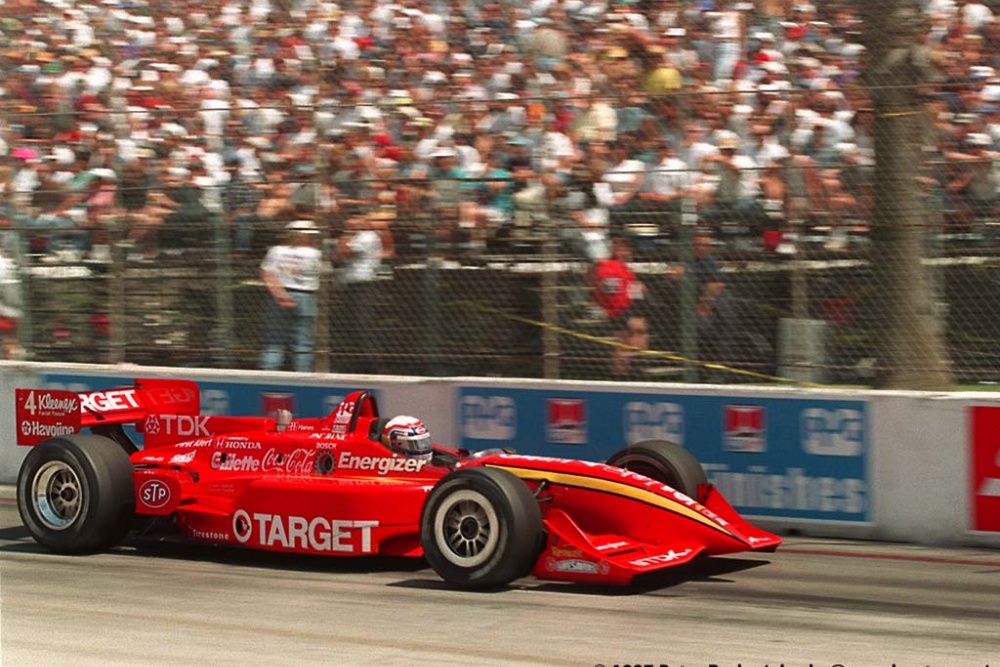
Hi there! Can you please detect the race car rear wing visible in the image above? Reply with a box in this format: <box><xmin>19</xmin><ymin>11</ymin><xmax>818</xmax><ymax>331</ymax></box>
<box><xmin>15</xmin><ymin>378</ymin><xmax>200</xmax><ymax>446</ymax></box>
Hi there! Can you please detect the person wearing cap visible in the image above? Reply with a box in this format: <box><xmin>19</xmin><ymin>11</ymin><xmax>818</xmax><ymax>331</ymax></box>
<box><xmin>667</xmin><ymin>229</ymin><xmax>736</xmax><ymax>381</ymax></box>
<box><xmin>223</xmin><ymin>158</ymin><xmax>263</xmax><ymax>256</ymax></box>
<box><xmin>157</xmin><ymin>160</ymin><xmax>216</xmax><ymax>251</ymax></box>
<box><xmin>537</xmin><ymin>114</ymin><xmax>576</xmax><ymax>180</ymax></box>
<box><xmin>756</xmin><ymin>0</ymin><xmax>790</xmax><ymax>38</ymax></box>
<box><xmin>561</xmin><ymin>153</ymin><xmax>614</xmax><ymax>263</ymax></box>
<box><xmin>709</xmin><ymin>0</ymin><xmax>748</xmax><ymax>84</ymax></box>
<box><xmin>637</xmin><ymin>139</ymin><xmax>696</xmax><ymax>239</ymax></box>
<box><xmin>752</xmin><ymin>31</ymin><xmax>784</xmax><ymax>66</ymax></box>
<box><xmin>466</xmin><ymin>147</ymin><xmax>515</xmax><ymax>247</ymax></box>
<box><xmin>334</xmin><ymin>211</ymin><xmax>384</xmax><ymax>374</ymax></box>
<box><xmin>427</xmin><ymin>146</ymin><xmax>473</xmax><ymax>258</ymax></box>
<box><xmin>757</xmin><ymin>142</ymin><xmax>790</xmax><ymax>230</ymax></box>
<box><xmin>945</xmin><ymin>131</ymin><xmax>999</xmax><ymax>230</ymax></box>
<box><xmin>571</xmin><ymin>93</ymin><xmax>618</xmax><ymax>144</ymax></box>
<box><xmin>260</xmin><ymin>219</ymin><xmax>325</xmax><ymax>372</ymax></box>
<box><xmin>498</xmin><ymin>133</ymin><xmax>550</xmax><ymax>248</ymax></box>
<box><xmin>661</xmin><ymin>28</ymin><xmax>700</xmax><ymax>82</ymax></box>
<box><xmin>526</xmin><ymin>9</ymin><xmax>569</xmax><ymax>61</ymax></box>
<box><xmin>832</xmin><ymin>141</ymin><xmax>873</xmax><ymax>224</ymax></box>
<box><xmin>603</xmin><ymin>136</ymin><xmax>648</xmax><ymax>233</ymax></box>
<box><xmin>699</xmin><ymin>132</ymin><xmax>768</xmax><ymax>236</ymax></box>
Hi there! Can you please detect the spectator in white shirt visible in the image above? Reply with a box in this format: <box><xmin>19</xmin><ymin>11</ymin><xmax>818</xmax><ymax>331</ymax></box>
<box><xmin>699</xmin><ymin>133</ymin><xmax>768</xmax><ymax>235</ymax></box>
<box><xmin>604</xmin><ymin>140</ymin><xmax>647</xmax><ymax>209</ymax></box>
<box><xmin>538</xmin><ymin>114</ymin><xmax>577</xmax><ymax>180</ymax></box>
<box><xmin>562</xmin><ymin>156</ymin><xmax>614</xmax><ymax>262</ymax></box>
<box><xmin>260</xmin><ymin>219</ymin><xmax>325</xmax><ymax>372</ymax></box>
<box><xmin>336</xmin><ymin>212</ymin><xmax>386</xmax><ymax>374</ymax></box>
<box><xmin>637</xmin><ymin>140</ymin><xmax>696</xmax><ymax>239</ymax></box>
<box><xmin>709</xmin><ymin>0</ymin><xmax>747</xmax><ymax>84</ymax></box>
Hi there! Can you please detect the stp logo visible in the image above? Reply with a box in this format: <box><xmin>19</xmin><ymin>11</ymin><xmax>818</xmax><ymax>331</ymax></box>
<box><xmin>461</xmin><ymin>395</ymin><xmax>516</xmax><ymax>440</ymax></box>
<box><xmin>801</xmin><ymin>408</ymin><xmax>865</xmax><ymax>456</ymax></box>
<box><xmin>624</xmin><ymin>402</ymin><xmax>684</xmax><ymax>445</ymax></box>
<box><xmin>139</xmin><ymin>479</ymin><xmax>171</xmax><ymax>509</ymax></box>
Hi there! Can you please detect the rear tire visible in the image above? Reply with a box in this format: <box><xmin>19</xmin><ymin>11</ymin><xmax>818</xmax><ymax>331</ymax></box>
<box><xmin>17</xmin><ymin>435</ymin><xmax>135</xmax><ymax>553</ymax></box>
<box><xmin>605</xmin><ymin>440</ymin><xmax>707</xmax><ymax>500</ymax></box>
<box><xmin>420</xmin><ymin>467</ymin><xmax>543</xmax><ymax>589</ymax></box>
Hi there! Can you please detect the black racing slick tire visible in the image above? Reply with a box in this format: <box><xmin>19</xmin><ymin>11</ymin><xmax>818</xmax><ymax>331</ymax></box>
<box><xmin>420</xmin><ymin>467</ymin><xmax>543</xmax><ymax>590</ymax></box>
<box><xmin>17</xmin><ymin>435</ymin><xmax>135</xmax><ymax>554</ymax></box>
<box><xmin>605</xmin><ymin>440</ymin><xmax>708</xmax><ymax>501</ymax></box>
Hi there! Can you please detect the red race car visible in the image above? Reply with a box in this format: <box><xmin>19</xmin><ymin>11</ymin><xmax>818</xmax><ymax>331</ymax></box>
<box><xmin>14</xmin><ymin>379</ymin><xmax>780</xmax><ymax>589</ymax></box>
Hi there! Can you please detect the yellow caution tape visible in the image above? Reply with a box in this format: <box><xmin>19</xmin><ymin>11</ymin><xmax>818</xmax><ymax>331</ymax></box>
<box><xmin>456</xmin><ymin>300</ymin><xmax>829</xmax><ymax>388</ymax></box>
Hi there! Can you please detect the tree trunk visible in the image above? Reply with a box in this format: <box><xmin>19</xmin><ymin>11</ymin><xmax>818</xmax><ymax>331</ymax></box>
<box><xmin>860</xmin><ymin>0</ymin><xmax>952</xmax><ymax>389</ymax></box>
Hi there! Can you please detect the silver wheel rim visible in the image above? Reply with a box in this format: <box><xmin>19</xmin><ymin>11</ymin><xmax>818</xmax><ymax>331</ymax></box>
<box><xmin>32</xmin><ymin>461</ymin><xmax>83</xmax><ymax>530</ymax></box>
<box><xmin>433</xmin><ymin>489</ymin><xmax>500</xmax><ymax>568</ymax></box>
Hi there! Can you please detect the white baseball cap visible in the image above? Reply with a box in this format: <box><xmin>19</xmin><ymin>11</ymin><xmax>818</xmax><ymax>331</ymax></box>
<box><xmin>286</xmin><ymin>220</ymin><xmax>321</xmax><ymax>234</ymax></box>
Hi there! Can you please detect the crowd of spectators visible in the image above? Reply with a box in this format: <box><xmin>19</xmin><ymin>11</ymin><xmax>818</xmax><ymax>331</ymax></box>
<box><xmin>1</xmin><ymin>0</ymin><xmax>1000</xmax><ymax>266</ymax></box>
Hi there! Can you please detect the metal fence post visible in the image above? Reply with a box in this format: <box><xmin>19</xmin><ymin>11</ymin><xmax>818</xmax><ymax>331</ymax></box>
<box><xmin>423</xmin><ymin>227</ymin><xmax>443</xmax><ymax>375</ymax></box>
<box><xmin>11</xmin><ymin>228</ymin><xmax>32</xmax><ymax>359</ymax></box>
<box><xmin>212</xmin><ymin>211</ymin><xmax>234</xmax><ymax>367</ymax></box>
<box><xmin>314</xmin><ymin>149</ymin><xmax>331</xmax><ymax>373</ymax></box>
<box><xmin>541</xmin><ymin>197</ymin><xmax>560</xmax><ymax>379</ymax></box>
<box><xmin>314</xmin><ymin>236</ymin><xmax>334</xmax><ymax>374</ymax></box>
<box><xmin>108</xmin><ymin>226</ymin><xmax>126</xmax><ymax>365</ymax></box>
<box><xmin>778</xmin><ymin>157</ymin><xmax>825</xmax><ymax>384</ymax></box>
<box><xmin>679</xmin><ymin>196</ymin><xmax>698</xmax><ymax>382</ymax></box>
<box><xmin>928</xmin><ymin>182</ymin><xmax>946</xmax><ymax>337</ymax></box>
<box><xmin>787</xmin><ymin>158</ymin><xmax>808</xmax><ymax>321</ymax></box>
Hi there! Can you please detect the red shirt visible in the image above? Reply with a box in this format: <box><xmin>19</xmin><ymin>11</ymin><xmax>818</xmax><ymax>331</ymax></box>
<box><xmin>592</xmin><ymin>258</ymin><xmax>635</xmax><ymax>319</ymax></box>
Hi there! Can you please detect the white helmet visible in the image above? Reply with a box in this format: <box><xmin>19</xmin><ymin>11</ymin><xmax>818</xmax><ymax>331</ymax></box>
<box><xmin>382</xmin><ymin>416</ymin><xmax>432</xmax><ymax>462</ymax></box>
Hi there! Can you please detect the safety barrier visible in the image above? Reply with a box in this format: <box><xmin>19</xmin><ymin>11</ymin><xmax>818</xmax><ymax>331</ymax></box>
<box><xmin>2</xmin><ymin>361</ymin><xmax>998</xmax><ymax>548</ymax></box>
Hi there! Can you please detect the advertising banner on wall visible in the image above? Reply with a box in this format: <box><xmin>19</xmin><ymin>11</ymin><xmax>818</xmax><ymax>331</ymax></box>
<box><xmin>969</xmin><ymin>406</ymin><xmax>1000</xmax><ymax>532</ymax></box>
<box><xmin>458</xmin><ymin>387</ymin><xmax>870</xmax><ymax>523</ymax></box>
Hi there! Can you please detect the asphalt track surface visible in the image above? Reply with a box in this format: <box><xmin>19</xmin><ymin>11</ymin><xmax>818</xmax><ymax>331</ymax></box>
<box><xmin>1</xmin><ymin>494</ymin><xmax>997</xmax><ymax>667</ymax></box>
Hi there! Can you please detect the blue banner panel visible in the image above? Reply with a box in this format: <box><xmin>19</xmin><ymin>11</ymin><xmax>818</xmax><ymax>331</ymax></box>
<box><xmin>458</xmin><ymin>387</ymin><xmax>869</xmax><ymax>522</ymax></box>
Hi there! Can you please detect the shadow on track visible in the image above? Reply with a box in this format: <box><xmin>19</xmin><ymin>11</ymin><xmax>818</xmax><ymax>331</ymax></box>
<box><xmin>0</xmin><ymin>525</ymin><xmax>30</xmax><ymax>541</ymax></box>
<box><xmin>129</xmin><ymin>536</ymin><xmax>433</xmax><ymax>575</ymax></box>
<box><xmin>0</xmin><ymin>529</ymin><xmax>431</xmax><ymax>577</ymax></box>
<box><xmin>2</xmin><ymin>522</ymin><xmax>771</xmax><ymax>595</ymax></box>
<box><xmin>389</xmin><ymin>555</ymin><xmax>772</xmax><ymax>596</ymax></box>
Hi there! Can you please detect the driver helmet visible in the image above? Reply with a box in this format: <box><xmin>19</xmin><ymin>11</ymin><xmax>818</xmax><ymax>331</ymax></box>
<box><xmin>382</xmin><ymin>416</ymin><xmax>432</xmax><ymax>462</ymax></box>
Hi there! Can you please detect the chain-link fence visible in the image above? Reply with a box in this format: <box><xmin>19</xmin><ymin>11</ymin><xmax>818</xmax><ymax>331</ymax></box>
<box><xmin>2</xmin><ymin>98</ymin><xmax>999</xmax><ymax>388</ymax></box>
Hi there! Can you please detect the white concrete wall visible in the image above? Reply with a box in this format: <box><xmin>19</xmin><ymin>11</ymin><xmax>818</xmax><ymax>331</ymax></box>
<box><xmin>3</xmin><ymin>361</ymin><xmax>998</xmax><ymax>548</ymax></box>
<box><xmin>872</xmin><ymin>393</ymin><xmax>971</xmax><ymax>544</ymax></box>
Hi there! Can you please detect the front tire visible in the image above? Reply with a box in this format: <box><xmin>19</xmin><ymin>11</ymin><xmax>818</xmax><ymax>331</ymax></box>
<box><xmin>17</xmin><ymin>435</ymin><xmax>135</xmax><ymax>553</ymax></box>
<box><xmin>605</xmin><ymin>440</ymin><xmax>708</xmax><ymax>501</ymax></box>
<box><xmin>420</xmin><ymin>467</ymin><xmax>543</xmax><ymax>589</ymax></box>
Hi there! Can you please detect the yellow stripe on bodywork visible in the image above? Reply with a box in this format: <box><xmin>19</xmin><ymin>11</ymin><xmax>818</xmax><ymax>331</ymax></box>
<box><xmin>487</xmin><ymin>464</ymin><xmax>734</xmax><ymax>538</ymax></box>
